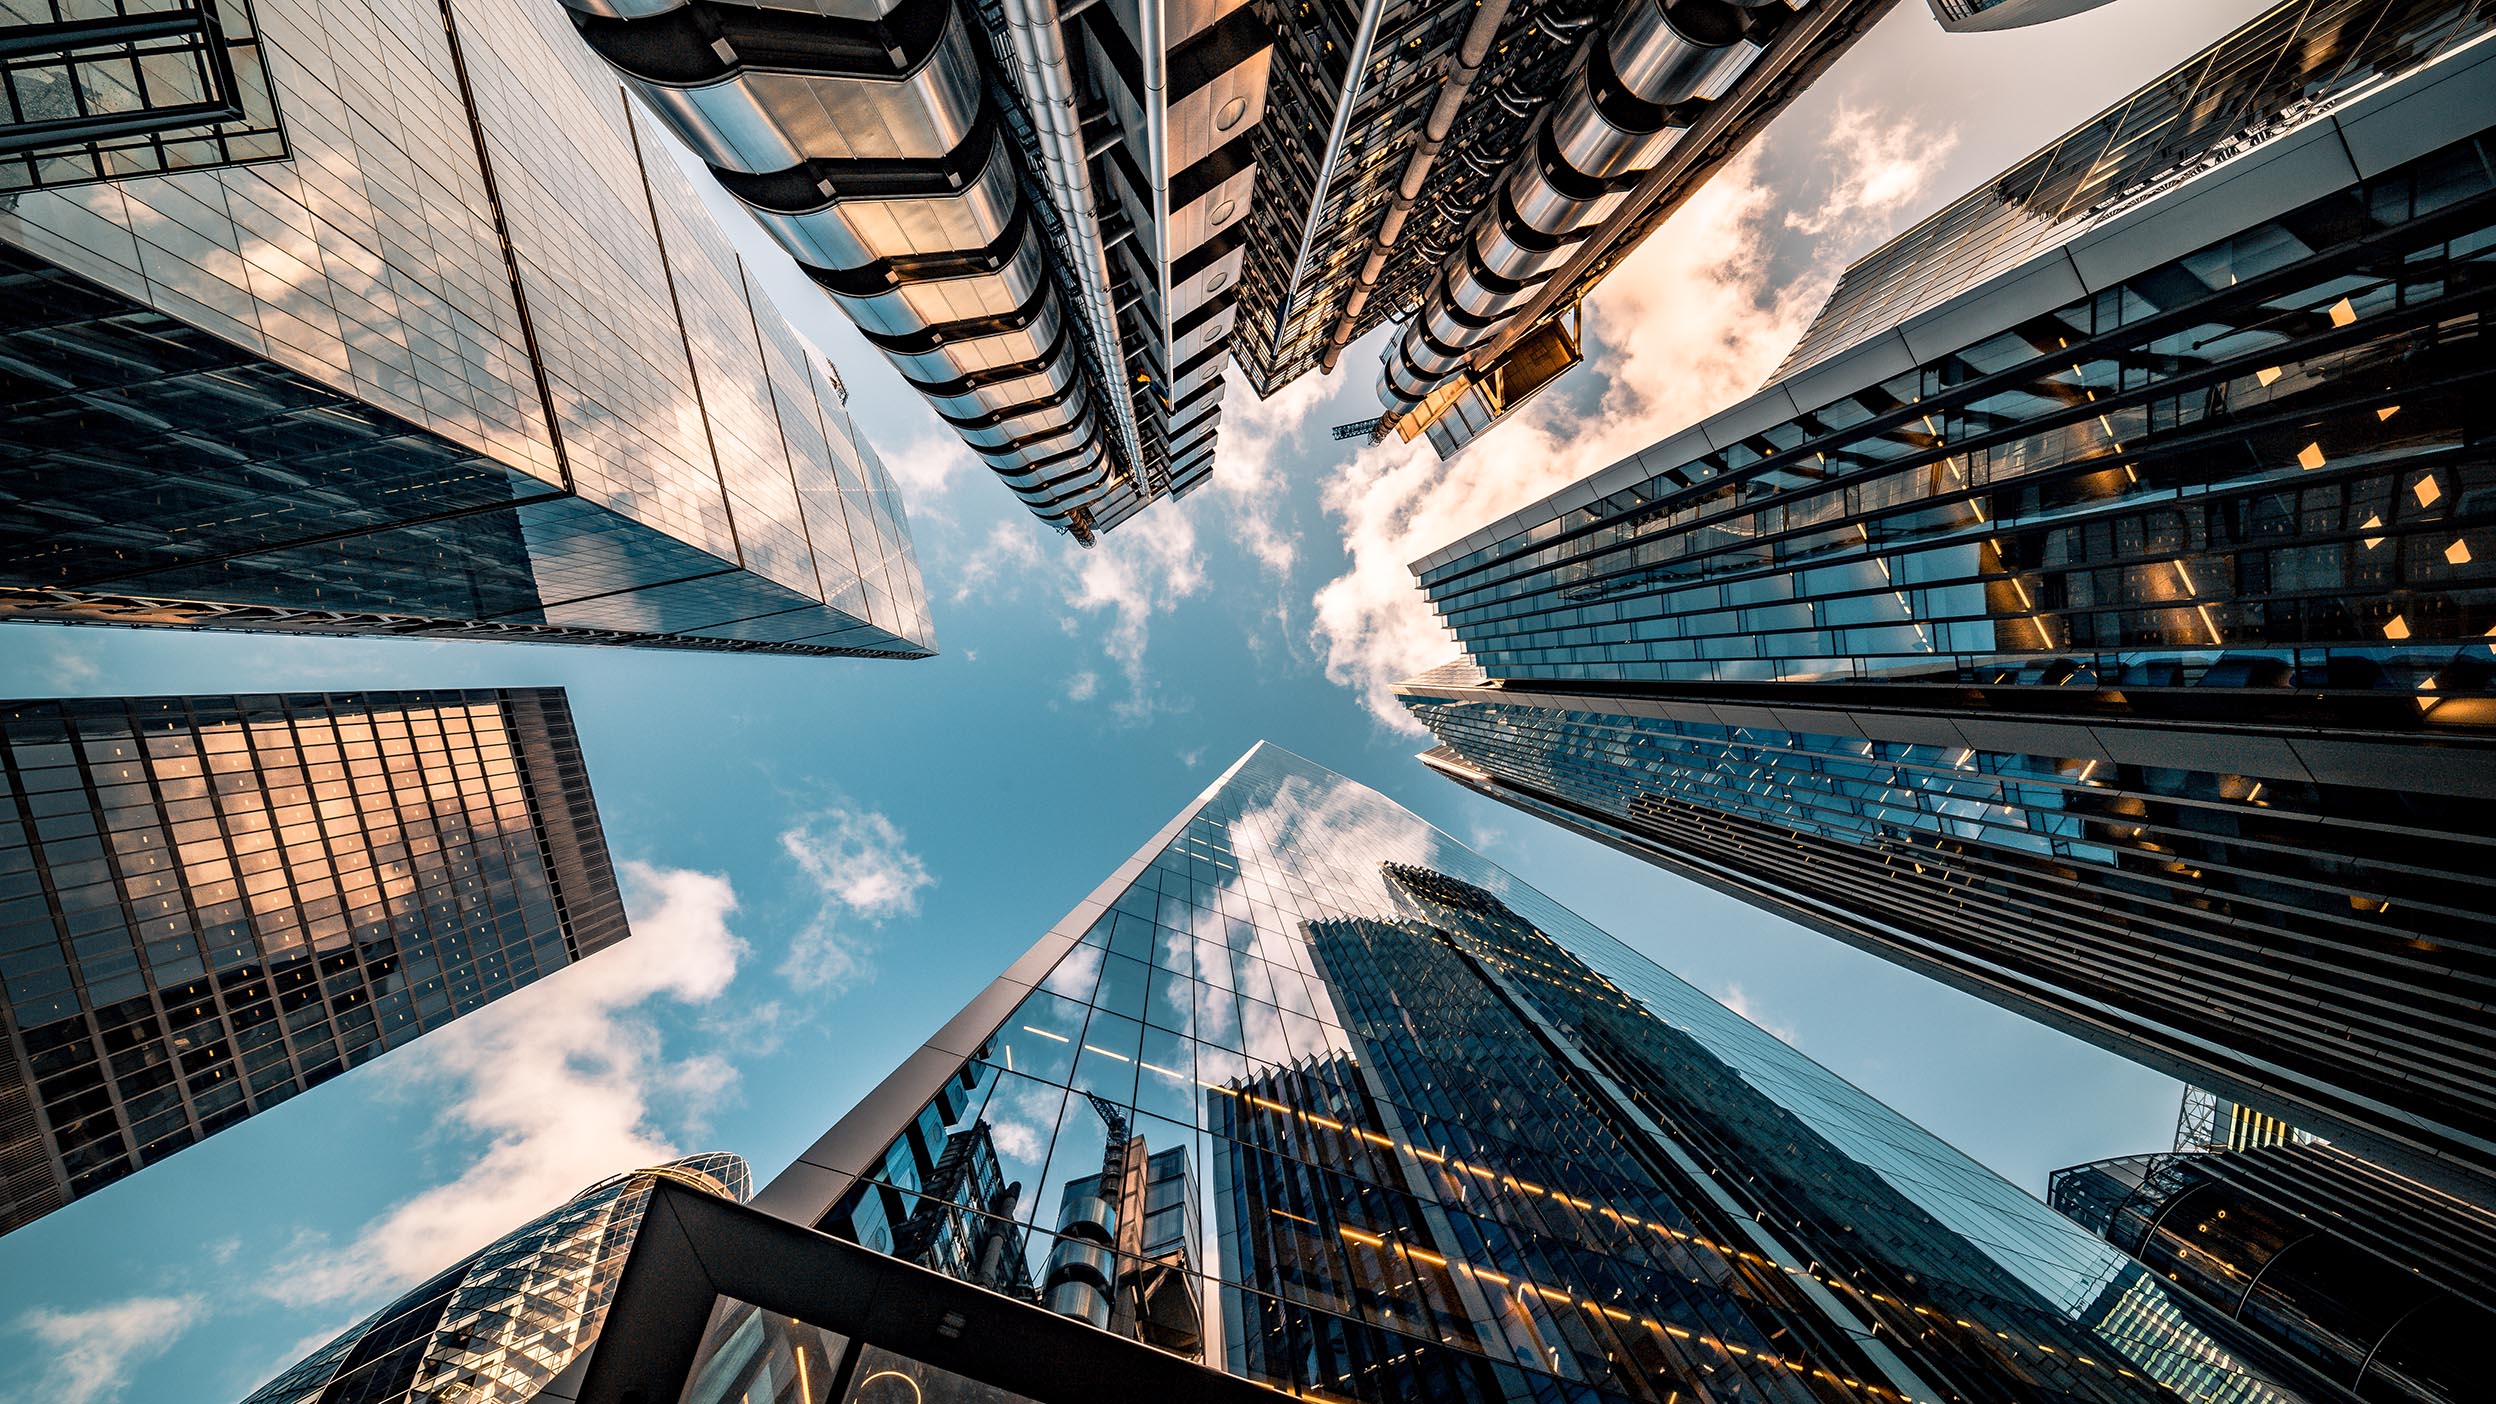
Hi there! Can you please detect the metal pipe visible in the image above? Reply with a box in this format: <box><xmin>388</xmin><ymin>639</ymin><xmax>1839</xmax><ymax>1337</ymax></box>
<box><xmin>1377</xmin><ymin>0</ymin><xmax>1773</xmax><ymax>409</ymax></box>
<box><xmin>1270</xmin><ymin>0</ymin><xmax>1390</xmax><ymax>362</ymax></box>
<box><xmin>1320</xmin><ymin>0</ymin><xmax>1513</xmax><ymax>371</ymax></box>
<box><xmin>1141</xmin><ymin>0</ymin><xmax>1174</xmax><ymax>471</ymax></box>
<box><xmin>999</xmin><ymin>0</ymin><xmax>1147</xmax><ymax>481</ymax></box>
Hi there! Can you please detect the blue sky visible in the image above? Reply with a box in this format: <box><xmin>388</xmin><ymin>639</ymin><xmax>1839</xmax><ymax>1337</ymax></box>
<box><xmin>0</xmin><ymin>3</ymin><xmax>2272</xmax><ymax>1399</ymax></box>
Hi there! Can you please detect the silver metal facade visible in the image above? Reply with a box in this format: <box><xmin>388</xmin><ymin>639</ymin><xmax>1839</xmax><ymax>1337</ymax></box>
<box><xmin>561</xmin><ymin>0</ymin><xmax>1274</xmax><ymax>544</ymax></box>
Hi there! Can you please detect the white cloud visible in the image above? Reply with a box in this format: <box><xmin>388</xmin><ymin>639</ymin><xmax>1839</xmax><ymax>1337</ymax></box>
<box><xmin>1207</xmin><ymin>367</ymin><xmax>1332</xmax><ymax>577</ymax></box>
<box><xmin>1064</xmin><ymin>670</ymin><xmax>1100</xmax><ymax>703</ymax></box>
<box><xmin>939</xmin><ymin>508</ymin><xmax>1204</xmax><ymax>721</ymax></box>
<box><xmin>264</xmin><ymin>863</ymin><xmax>745</xmax><ymax>1307</ymax></box>
<box><xmin>775</xmin><ymin>805</ymin><xmax>935</xmax><ymax>995</ymax></box>
<box><xmin>1066</xmin><ymin>508</ymin><xmax>1205</xmax><ymax>723</ymax></box>
<box><xmin>38</xmin><ymin>640</ymin><xmax>102</xmax><ymax>689</ymax></box>
<box><xmin>1784</xmin><ymin>103</ymin><xmax>1961</xmax><ymax>237</ymax></box>
<box><xmin>1310</xmin><ymin>111</ymin><xmax>1952</xmax><ymax>731</ymax></box>
<box><xmin>1179</xmin><ymin>747</ymin><xmax>1205</xmax><ymax>769</ymax></box>
<box><xmin>878</xmin><ymin>432</ymin><xmax>979</xmax><ymax>510</ymax></box>
<box><xmin>9</xmin><ymin>1294</ymin><xmax>203</xmax><ymax>1404</ymax></box>
<box><xmin>948</xmin><ymin>519</ymin><xmax>1051</xmax><ymax>606</ymax></box>
<box><xmin>1716</xmin><ymin>983</ymin><xmax>1800</xmax><ymax>1048</ymax></box>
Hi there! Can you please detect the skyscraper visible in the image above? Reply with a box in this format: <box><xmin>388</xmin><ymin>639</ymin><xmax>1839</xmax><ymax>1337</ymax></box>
<box><xmin>240</xmin><ymin>1152</ymin><xmax>752</xmax><ymax>1404</ymax></box>
<box><xmin>0</xmin><ymin>688</ymin><xmax>631</xmax><ymax>1235</ymax></box>
<box><xmin>607</xmin><ymin>742</ymin><xmax>2319</xmax><ymax>1404</ymax></box>
<box><xmin>558</xmin><ymin>0</ymin><xmax>1896</xmax><ymax>538</ymax></box>
<box><xmin>2050</xmin><ymin>1136</ymin><xmax>2492</xmax><ymax>1403</ymax></box>
<box><xmin>1359</xmin><ymin>0</ymin><xmax>1890</xmax><ymax>453</ymax></box>
<box><xmin>1398</xmin><ymin>0</ymin><xmax>2496</xmax><ymax>1203</ymax></box>
<box><xmin>0</xmin><ymin>0</ymin><xmax>933</xmax><ymax>659</ymax></box>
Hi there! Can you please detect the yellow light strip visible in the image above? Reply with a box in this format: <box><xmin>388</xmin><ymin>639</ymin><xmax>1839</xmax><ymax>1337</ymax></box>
<box><xmin>1214</xmin><ymin>1086</ymin><xmax>2200</xmax><ymax>1400</ymax></box>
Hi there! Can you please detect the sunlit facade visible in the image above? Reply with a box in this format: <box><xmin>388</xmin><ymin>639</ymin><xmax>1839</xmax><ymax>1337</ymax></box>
<box><xmin>2050</xmin><ymin>1141</ymin><xmax>2494</xmax><ymax>1403</ymax></box>
<box><xmin>727</xmin><ymin>743</ymin><xmax>2312</xmax><ymax>1404</ymax></box>
<box><xmin>0</xmin><ymin>688</ymin><xmax>630</xmax><ymax>1235</ymax></box>
<box><xmin>241</xmin><ymin>1152</ymin><xmax>752</xmax><ymax>1404</ymax></box>
<box><xmin>0</xmin><ymin>0</ymin><xmax>932</xmax><ymax>658</ymax></box>
<box><xmin>1400</xmin><ymin>0</ymin><xmax>2496</xmax><ymax>1205</ymax></box>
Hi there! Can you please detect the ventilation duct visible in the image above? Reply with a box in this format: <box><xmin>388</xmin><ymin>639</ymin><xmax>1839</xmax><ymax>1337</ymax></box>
<box><xmin>1375</xmin><ymin>0</ymin><xmax>1787</xmax><ymax>412</ymax></box>
<box><xmin>561</xmin><ymin>0</ymin><xmax>1125</xmax><ymax>540</ymax></box>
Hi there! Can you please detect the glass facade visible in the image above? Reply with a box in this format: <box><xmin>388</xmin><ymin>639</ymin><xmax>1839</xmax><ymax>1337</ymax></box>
<box><xmin>0</xmin><ymin>0</ymin><xmax>288</xmax><ymax>192</ymax></box>
<box><xmin>1791</xmin><ymin>1</ymin><xmax>2492</xmax><ymax>375</ymax></box>
<box><xmin>1398</xmin><ymin>11</ymin><xmax>2496</xmax><ymax>1207</ymax></box>
<box><xmin>2049</xmin><ymin>1142</ymin><xmax>2496</xmax><ymax>1403</ymax></box>
<box><xmin>770</xmin><ymin>743</ymin><xmax>2309</xmax><ymax>1404</ymax></box>
<box><xmin>0</xmin><ymin>0</ymin><xmax>932</xmax><ymax>657</ymax></box>
<box><xmin>0</xmin><ymin>688</ymin><xmax>630</xmax><ymax>1235</ymax></box>
<box><xmin>242</xmin><ymin>1152</ymin><xmax>752</xmax><ymax>1404</ymax></box>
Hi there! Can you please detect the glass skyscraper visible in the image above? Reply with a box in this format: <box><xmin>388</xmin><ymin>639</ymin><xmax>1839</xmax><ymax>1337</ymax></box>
<box><xmin>677</xmin><ymin>743</ymin><xmax>2316</xmax><ymax>1404</ymax></box>
<box><xmin>0</xmin><ymin>0</ymin><xmax>932</xmax><ymax>658</ymax></box>
<box><xmin>241</xmin><ymin>1152</ymin><xmax>752</xmax><ymax>1404</ymax></box>
<box><xmin>2050</xmin><ymin>1138</ymin><xmax>2493</xmax><ymax>1403</ymax></box>
<box><xmin>1398</xmin><ymin>0</ymin><xmax>2496</xmax><ymax>1205</ymax></box>
<box><xmin>0</xmin><ymin>688</ymin><xmax>630</xmax><ymax>1235</ymax></box>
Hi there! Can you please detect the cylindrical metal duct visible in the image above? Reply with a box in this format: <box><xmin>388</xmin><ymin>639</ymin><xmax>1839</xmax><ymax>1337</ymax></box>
<box><xmin>1375</xmin><ymin>0</ymin><xmax>1775</xmax><ymax>412</ymax></box>
<box><xmin>560</xmin><ymin>0</ymin><xmax>1127</xmax><ymax>536</ymax></box>
<box><xmin>1318</xmin><ymin>0</ymin><xmax>1513</xmax><ymax>375</ymax></box>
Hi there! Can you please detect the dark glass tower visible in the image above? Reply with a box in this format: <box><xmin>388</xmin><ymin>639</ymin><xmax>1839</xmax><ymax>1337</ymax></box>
<box><xmin>721</xmin><ymin>743</ymin><xmax>2314</xmax><ymax>1404</ymax></box>
<box><xmin>2050</xmin><ymin>1139</ymin><xmax>2496</xmax><ymax>1404</ymax></box>
<box><xmin>0</xmin><ymin>688</ymin><xmax>630</xmax><ymax>1235</ymax></box>
<box><xmin>1398</xmin><ymin>0</ymin><xmax>2496</xmax><ymax>1204</ymax></box>
<box><xmin>0</xmin><ymin>0</ymin><xmax>933</xmax><ymax>658</ymax></box>
<box><xmin>241</xmin><ymin>1152</ymin><xmax>752</xmax><ymax>1404</ymax></box>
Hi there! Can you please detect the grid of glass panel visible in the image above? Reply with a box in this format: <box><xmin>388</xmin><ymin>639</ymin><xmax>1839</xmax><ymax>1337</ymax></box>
<box><xmin>1397</xmin><ymin>667</ymin><xmax>2496</xmax><ymax>1185</ymax></box>
<box><xmin>1781</xmin><ymin>0</ymin><xmax>2495</xmax><ymax>378</ymax></box>
<box><xmin>1418</xmin><ymin>132</ymin><xmax>2496</xmax><ymax>697</ymax></box>
<box><xmin>242</xmin><ymin>1153</ymin><xmax>752</xmax><ymax>1404</ymax></box>
<box><xmin>0</xmin><ymin>0</ymin><xmax>287</xmax><ymax>192</ymax></box>
<box><xmin>0</xmin><ymin>689</ymin><xmax>629</xmax><ymax>1233</ymax></box>
<box><xmin>819</xmin><ymin>744</ymin><xmax>2299</xmax><ymax>1404</ymax></box>
<box><xmin>1400</xmin><ymin>114</ymin><xmax>2496</xmax><ymax>1207</ymax></box>
<box><xmin>0</xmin><ymin>0</ymin><xmax>932</xmax><ymax>657</ymax></box>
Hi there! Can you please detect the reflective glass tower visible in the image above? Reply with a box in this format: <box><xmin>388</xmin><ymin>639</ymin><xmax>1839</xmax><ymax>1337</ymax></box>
<box><xmin>0</xmin><ymin>688</ymin><xmax>630</xmax><ymax>1235</ymax></box>
<box><xmin>0</xmin><ymin>0</ymin><xmax>933</xmax><ymax>658</ymax></box>
<box><xmin>710</xmin><ymin>743</ymin><xmax>2316</xmax><ymax>1404</ymax></box>
<box><xmin>2050</xmin><ymin>1136</ymin><xmax>2495</xmax><ymax>1403</ymax></box>
<box><xmin>241</xmin><ymin>1152</ymin><xmax>752</xmax><ymax>1404</ymax></box>
<box><xmin>1398</xmin><ymin>0</ymin><xmax>2496</xmax><ymax>1205</ymax></box>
